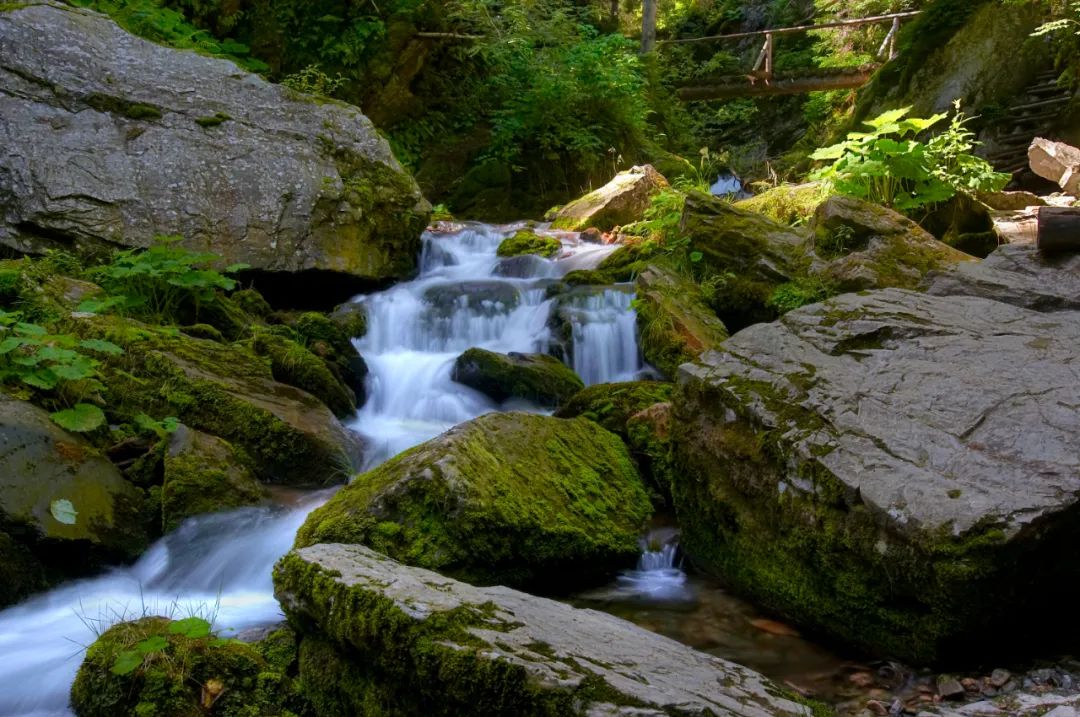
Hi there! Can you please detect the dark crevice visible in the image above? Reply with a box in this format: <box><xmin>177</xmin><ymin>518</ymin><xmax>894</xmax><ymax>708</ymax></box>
<box><xmin>236</xmin><ymin>268</ymin><xmax>401</xmax><ymax>311</ymax></box>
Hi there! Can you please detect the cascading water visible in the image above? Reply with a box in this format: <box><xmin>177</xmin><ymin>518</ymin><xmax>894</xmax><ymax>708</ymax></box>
<box><xmin>0</xmin><ymin>222</ymin><xmax>639</xmax><ymax>715</ymax></box>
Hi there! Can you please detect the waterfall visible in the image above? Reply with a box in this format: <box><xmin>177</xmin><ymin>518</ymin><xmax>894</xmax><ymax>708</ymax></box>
<box><xmin>0</xmin><ymin>222</ymin><xmax>641</xmax><ymax>715</ymax></box>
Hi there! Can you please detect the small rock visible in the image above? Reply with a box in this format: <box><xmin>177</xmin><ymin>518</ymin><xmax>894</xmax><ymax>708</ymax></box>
<box><xmin>989</xmin><ymin>669</ymin><xmax>1011</xmax><ymax>688</ymax></box>
<box><xmin>961</xmin><ymin>677</ymin><xmax>979</xmax><ymax>692</ymax></box>
<box><xmin>1044</xmin><ymin>707</ymin><xmax>1079</xmax><ymax>717</ymax></box>
<box><xmin>579</xmin><ymin>227</ymin><xmax>603</xmax><ymax>243</ymax></box>
<box><xmin>866</xmin><ymin>699</ymin><xmax>888</xmax><ymax>715</ymax></box>
<box><xmin>849</xmin><ymin>671</ymin><xmax>877</xmax><ymax>688</ymax></box>
<box><xmin>937</xmin><ymin>676</ymin><xmax>965</xmax><ymax>700</ymax></box>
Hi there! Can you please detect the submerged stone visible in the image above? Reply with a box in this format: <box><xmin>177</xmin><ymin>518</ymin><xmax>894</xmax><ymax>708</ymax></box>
<box><xmin>673</xmin><ymin>288</ymin><xmax>1080</xmax><ymax>664</ymax></box>
<box><xmin>451</xmin><ymin>347</ymin><xmax>583</xmax><ymax>408</ymax></box>
<box><xmin>274</xmin><ymin>543</ymin><xmax>814</xmax><ymax>717</ymax></box>
<box><xmin>295</xmin><ymin>412</ymin><xmax>651</xmax><ymax>589</ymax></box>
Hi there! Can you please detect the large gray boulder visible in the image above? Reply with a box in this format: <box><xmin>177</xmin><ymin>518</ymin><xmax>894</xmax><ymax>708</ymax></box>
<box><xmin>274</xmin><ymin>543</ymin><xmax>812</xmax><ymax>717</ymax></box>
<box><xmin>552</xmin><ymin>165</ymin><xmax>669</xmax><ymax>231</ymax></box>
<box><xmin>0</xmin><ymin>2</ymin><xmax>429</xmax><ymax>295</ymax></box>
<box><xmin>926</xmin><ymin>242</ymin><xmax>1080</xmax><ymax>312</ymax></box>
<box><xmin>673</xmin><ymin>289</ymin><xmax>1080</xmax><ymax>664</ymax></box>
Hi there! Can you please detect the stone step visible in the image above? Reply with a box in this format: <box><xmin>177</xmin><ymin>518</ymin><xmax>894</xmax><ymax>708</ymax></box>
<box><xmin>1010</xmin><ymin>96</ymin><xmax>1071</xmax><ymax>112</ymax></box>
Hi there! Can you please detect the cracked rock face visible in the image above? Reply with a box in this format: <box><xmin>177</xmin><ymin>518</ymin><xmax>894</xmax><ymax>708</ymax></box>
<box><xmin>673</xmin><ymin>288</ymin><xmax>1080</xmax><ymax>664</ymax></box>
<box><xmin>0</xmin><ymin>2</ymin><xmax>428</xmax><ymax>288</ymax></box>
<box><xmin>274</xmin><ymin>543</ymin><xmax>811</xmax><ymax>717</ymax></box>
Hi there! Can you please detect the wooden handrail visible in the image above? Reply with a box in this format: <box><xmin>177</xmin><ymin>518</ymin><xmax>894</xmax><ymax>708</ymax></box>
<box><xmin>658</xmin><ymin>10</ymin><xmax>921</xmax><ymax>45</ymax></box>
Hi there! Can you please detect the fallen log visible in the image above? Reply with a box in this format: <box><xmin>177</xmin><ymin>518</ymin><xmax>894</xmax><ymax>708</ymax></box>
<box><xmin>1037</xmin><ymin>207</ymin><xmax>1080</xmax><ymax>254</ymax></box>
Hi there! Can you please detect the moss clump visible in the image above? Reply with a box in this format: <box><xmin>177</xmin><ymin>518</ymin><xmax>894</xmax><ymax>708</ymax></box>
<box><xmin>327</xmin><ymin>302</ymin><xmax>367</xmax><ymax>340</ymax></box>
<box><xmin>231</xmin><ymin>289</ymin><xmax>273</xmax><ymax>319</ymax></box>
<box><xmin>195</xmin><ymin>112</ymin><xmax>231</xmax><ymax>128</ymax></box>
<box><xmin>450</xmin><ymin>348</ymin><xmax>583</xmax><ymax>408</ymax></box>
<box><xmin>555</xmin><ymin>381</ymin><xmax>673</xmax><ymax>435</ymax></box>
<box><xmin>85</xmin><ymin>93</ymin><xmax>163</xmax><ymax>120</ymax></box>
<box><xmin>295</xmin><ymin>412</ymin><xmax>652</xmax><ymax>590</ymax></box>
<box><xmin>161</xmin><ymin>426</ymin><xmax>266</xmax><ymax>531</ymax></box>
<box><xmin>634</xmin><ymin>266</ymin><xmax>728</xmax><ymax>379</ymax></box>
<box><xmin>495</xmin><ymin>230</ymin><xmax>561</xmax><ymax>259</ymax></box>
<box><xmin>734</xmin><ymin>183</ymin><xmax>831</xmax><ymax>226</ymax></box>
<box><xmin>180</xmin><ymin>323</ymin><xmax>223</xmax><ymax>342</ymax></box>
<box><xmin>70</xmin><ymin>617</ymin><xmax>308</xmax><ymax>717</ymax></box>
<box><xmin>595</xmin><ymin>240</ymin><xmax>660</xmax><ymax>282</ymax></box>
<box><xmin>251</xmin><ymin>331</ymin><xmax>355</xmax><ymax>417</ymax></box>
<box><xmin>293</xmin><ymin>312</ymin><xmax>353</xmax><ymax>357</ymax></box>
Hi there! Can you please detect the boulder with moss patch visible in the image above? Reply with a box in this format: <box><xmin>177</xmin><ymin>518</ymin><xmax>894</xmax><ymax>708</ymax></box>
<box><xmin>0</xmin><ymin>395</ymin><xmax>149</xmax><ymax>606</ymax></box>
<box><xmin>274</xmin><ymin>543</ymin><xmax>813</xmax><ymax>717</ymax></box>
<box><xmin>252</xmin><ymin>331</ymin><xmax>356</xmax><ymax>418</ymax></box>
<box><xmin>76</xmin><ymin>315</ymin><xmax>362</xmax><ymax>486</ymax></box>
<box><xmin>496</xmin><ymin>230</ymin><xmax>562</xmax><ymax>259</ymax></box>
<box><xmin>295</xmin><ymin>412</ymin><xmax>651</xmax><ymax>589</ymax></box>
<box><xmin>555</xmin><ymin>381</ymin><xmax>673</xmax><ymax>435</ymax></box>
<box><xmin>734</xmin><ymin>182</ymin><xmax>831</xmax><ymax>226</ymax></box>
<box><xmin>672</xmin><ymin>289</ymin><xmax>1080</xmax><ymax>664</ymax></box>
<box><xmin>634</xmin><ymin>265</ymin><xmax>728</xmax><ymax>379</ymax></box>
<box><xmin>0</xmin><ymin>2</ymin><xmax>429</xmax><ymax>300</ymax></box>
<box><xmin>552</xmin><ymin>165</ymin><xmax>670</xmax><ymax>231</ymax></box>
<box><xmin>812</xmin><ymin>195</ymin><xmax>974</xmax><ymax>290</ymax></box>
<box><xmin>161</xmin><ymin>425</ymin><xmax>267</xmax><ymax>531</ymax></box>
<box><xmin>71</xmin><ymin>617</ymin><xmax>307</xmax><ymax>717</ymax></box>
<box><xmin>450</xmin><ymin>348</ymin><xmax>583</xmax><ymax>408</ymax></box>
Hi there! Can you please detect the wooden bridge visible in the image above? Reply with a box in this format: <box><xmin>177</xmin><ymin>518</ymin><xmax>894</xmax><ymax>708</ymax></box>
<box><xmin>654</xmin><ymin>11</ymin><xmax>921</xmax><ymax>102</ymax></box>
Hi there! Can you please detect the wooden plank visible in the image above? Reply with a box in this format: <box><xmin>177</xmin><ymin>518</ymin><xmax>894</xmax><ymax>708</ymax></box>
<box><xmin>677</xmin><ymin>68</ymin><xmax>876</xmax><ymax>101</ymax></box>
<box><xmin>659</xmin><ymin>11</ymin><xmax>920</xmax><ymax>45</ymax></box>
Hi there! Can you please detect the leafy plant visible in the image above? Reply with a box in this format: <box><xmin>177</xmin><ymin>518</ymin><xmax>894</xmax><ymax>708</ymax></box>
<box><xmin>0</xmin><ymin>310</ymin><xmax>122</xmax><ymax>432</ymax></box>
<box><xmin>281</xmin><ymin>64</ymin><xmax>346</xmax><ymax>97</ymax></box>
<box><xmin>86</xmin><ymin>237</ymin><xmax>247</xmax><ymax>324</ymax></box>
<box><xmin>1031</xmin><ymin>2</ymin><xmax>1080</xmax><ymax>36</ymax></box>
<box><xmin>810</xmin><ymin>105</ymin><xmax>1008</xmax><ymax>211</ymax></box>
<box><xmin>767</xmin><ymin>276</ymin><xmax>836</xmax><ymax>313</ymax></box>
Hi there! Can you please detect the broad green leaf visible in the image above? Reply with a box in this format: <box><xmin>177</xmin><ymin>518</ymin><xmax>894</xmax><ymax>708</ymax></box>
<box><xmin>15</xmin><ymin>322</ymin><xmax>47</xmax><ymax>337</ymax></box>
<box><xmin>136</xmin><ymin>635</ymin><xmax>169</xmax><ymax>654</ymax></box>
<box><xmin>169</xmin><ymin>616</ymin><xmax>212</xmax><ymax>639</ymax></box>
<box><xmin>51</xmin><ymin>356</ymin><xmax>97</xmax><ymax>381</ymax></box>
<box><xmin>863</xmin><ymin>106</ymin><xmax>911</xmax><ymax>129</ymax></box>
<box><xmin>0</xmin><ymin>337</ymin><xmax>24</xmax><ymax>354</ymax></box>
<box><xmin>50</xmin><ymin>498</ymin><xmax>78</xmax><ymax>525</ymax></box>
<box><xmin>78</xmin><ymin>339</ymin><xmax>124</xmax><ymax>356</ymax></box>
<box><xmin>22</xmin><ymin>369</ymin><xmax>58</xmax><ymax>389</ymax></box>
<box><xmin>110</xmin><ymin>650</ymin><xmax>143</xmax><ymax>675</ymax></box>
<box><xmin>50</xmin><ymin>403</ymin><xmax>106</xmax><ymax>432</ymax></box>
<box><xmin>224</xmin><ymin>263</ymin><xmax>251</xmax><ymax>274</ymax></box>
<box><xmin>810</xmin><ymin>144</ymin><xmax>846</xmax><ymax>160</ymax></box>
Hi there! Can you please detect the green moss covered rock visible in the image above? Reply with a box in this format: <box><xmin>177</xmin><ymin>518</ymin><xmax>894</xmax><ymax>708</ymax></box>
<box><xmin>634</xmin><ymin>265</ymin><xmax>728</xmax><ymax>379</ymax></box>
<box><xmin>595</xmin><ymin>240</ymin><xmax>662</xmax><ymax>281</ymax></box>
<box><xmin>295</xmin><ymin>412</ymin><xmax>651</xmax><ymax>589</ymax></box>
<box><xmin>496</xmin><ymin>230</ymin><xmax>561</xmax><ymax>259</ymax></box>
<box><xmin>327</xmin><ymin>302</ymin><xmax>368</xmax><ymax>340</ymax></box>
<box><xmin>251</xmin><ymin>331</ymin><xmax>356</xmax><ymax>418</ymax></box>
<box><xmin>161</xmin><ymin>425</ymin><xmax>267</xmax><ymax>531</ymax></box>
<box><xmin>555</xmin><ymin>381</ymin><xmax>673</xmax><ymax>435</ymax></box>
<box><xmin>71</xmin><ymin>617</ymin><xmax>308</xmax><ymax>717</ymax></box>
<box><xmin>734</xmin><ymin>182</ymin><xmax>831</xmax><ymax>226</ymax></box>
<box><xmin>76</xmin><ymin>315</ymin><xmax>362</xmax><ymax>486</ymax></box>
<box><xmin>551</xmin><ymin>165</ymin><xmax>669</xmax><ymax>231</ymax></box>
<box><xmin>450</xmin><ymin>348</ymin><xmax>583</xmax><ymax>408</ymax></box>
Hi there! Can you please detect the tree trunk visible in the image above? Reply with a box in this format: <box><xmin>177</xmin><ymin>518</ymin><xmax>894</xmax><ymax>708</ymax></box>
<box><xmin>1037</xmin><ymin>207</ymin><xmax>1080</xmax><ymax>254</ymax></box>
<box><xmin>641</xmin><ymin>0</ymin><xmax>657</xmax><ymax>54</ymax></box>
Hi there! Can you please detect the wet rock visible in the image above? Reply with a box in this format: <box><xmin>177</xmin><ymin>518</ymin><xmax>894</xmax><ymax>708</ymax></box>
<box><xmin>989</xmin><ymin>669</ymin><xmax>1012</xmax><ymax>689</ymax></box>
<box><xmin>0</xmin><ymin>395</ymin><xmax>148</xmax><ymax>606</ymax></box>
<box><xmin>161</xmin><ymin>425</ymin><xmax>267</xmax><ymax>531</ymax></box>
<box><xmin>450</xmin><ymin>347</ymin><xmax>583</xmax><ymax>408</ymax></box>
<box><xmin>77</xmin><ymin>314</ymin><xmax>363</xmax><ymax>486</ymax></box>
<box><xmin>579</xmin><ymin>227</ymin><xmax>604</xmax><ymax>243</ymax></box>
<box><xmin>937</xmin><ymin>677</ymin><xmax>965</xmax><ymax>700</ymax></box>
<box><xmin>294</xmin><ymin>412</ymin><xmax>652</xmax><ymax>589</ymax></box>
<box><xmin>556</xmin><ymin>381</ymin><xmax>673</xmax><ymax>435</ymax></box>
<box><xmin>635</xmin><ymin>265</ymin><xmax>728</xmax><ymax>378</ymax></box>
<box><xmin>812</xmin><ymin>195</ymin><xmax>975</xmax><ymax>290</ymax></box>
<box><xmin>274</xmin><ymin>543</ymin><xmax>813</xmax><ymax>717</ymax></box>
<box><xmin>672</xmin><ymin>289</ymin><xmax>1080</xmax><ymax>664</ymax></box>
<box><xmin>0</xmin><ymin>2</ymin><xmax>428</xmax><ymax>291</ymax></box>
<box><xmin>494</xmin><ymin>254</ymin><xmax>550</xmax><ymax>278</ymax></box>
<box><xmin>553</xmin><ymin>165</ymin><xmax>669</xmax><ymax>232</ymax></box>
<box><xmin>251</xmin><ymin>331</ymin><xmax>357</xmax><ymax>418</ymax></box>
<box><xmin>1030</xmin><ymin>138</ymin><xmax>1080</xmax><ymax>196</ymax></box>
<box><xmin>926</xmin><ymin>243</ymin><xmax>1080</xmax><ymax>312</ymax></box>
<box><xmin>422</xmin><ymin>280</ymin><xmax>520</xmax><ymax>317</ymax></box>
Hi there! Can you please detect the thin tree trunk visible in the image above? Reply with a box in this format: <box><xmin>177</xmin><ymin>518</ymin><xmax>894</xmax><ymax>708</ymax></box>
<box><xmin>641</xmin><ymin>0</ymin><xmax>657</xmax><ymax>53</ymax></box>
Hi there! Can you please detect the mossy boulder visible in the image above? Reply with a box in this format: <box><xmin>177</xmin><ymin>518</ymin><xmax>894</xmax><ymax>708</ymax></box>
<box><xmin>811</xmin><ymin>195</ymin><xmax>975</xmax><ymax>290</ymax></box>
<box><xmin>70</xmin><ymin>617</ymin><xmax>307</xmax><ymax>717</ymax></box>
<box><xmin>734</xmin><ymin>182</ymin><xmax>831</xmax><ymax>226</ymax></box>
<box><xmin>295</xmin><ymin>412</ymin><xmax>652</xmax><ymax>589</ymax></box>
<box><xmin>230</xmin><ymin>288</ymin><xmax>273</xmax><ymax>320</ymax></box>
<box><xmin>672</xmin><ymin>289</ymin><xmax>1080</xmax><ymax>664</ymax></box>
<box><xmin>327</xmin><ymin>301</ymin><xmax>368</xmax><ymax>340</ymax></box>
<box><xmin>251</xmin><ymin>331</ymin><xmax>356</xmax><ymax>418</ymax></box>
<box><xmin>679</xmin><ymin>191</ymin><xmax>811</xmax><ymax>330</ymax></box>
<box><xmin>634</xmin><ymin>265</ymin><xmax>728</xmax><ymax>379</ymax></box>
<box><xmin>161</xmin><ymin>425</ymin><xmax>267</xmax><ymax>532</ymax></box>
<box><xmin>76</xmin><ymin>315</ymin><xmax>363</xmax><ymax>486</ymax></box>
<box><xmin>495</xmin><ymin>230</ymin><xmax>561</xmax><ymax>259</ymax></box>
<box><xmin>0</xmin><ymin>394</ymin><xmax>148</xmax><ymax>605</ymax></box>
<box><xmin>450</xmin><ymin>348</ymin><xmax>583</xmax><ymax>408</ymax></box>
<box><xmin>274</xmin><ymin>544</ymin><xmax>813</xmax><ymax>717</ymax></box>
<box><xmin>552</xmin><ymin>165</ymin><xmax>669</xmax><ymax>231</ymax></box>
<box><xmin>555</xmin><ymin>381</ymin><xmax>673</xmax><ymax>435</ymax></box>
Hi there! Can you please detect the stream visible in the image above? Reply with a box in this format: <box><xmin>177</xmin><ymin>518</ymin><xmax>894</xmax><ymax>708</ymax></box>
<box><xmin>0</xmin><ymin>222</ymin><xmax>849</xmax><ymax>716</ymax></box>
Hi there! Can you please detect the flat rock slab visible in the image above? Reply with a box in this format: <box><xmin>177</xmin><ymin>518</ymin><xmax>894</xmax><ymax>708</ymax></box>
<box><xmin>275</xmin><ymin>543</ymin><xmax>811</xmax><ymax>717</ymax></box>
<box><xmin>926</xmin><ymin>242</ymin><xmax>1080</xmax><ymax>312</ymax></box>
<box><xmin>674</xmin><ymin>288</ymin><xmax>1080</xmax><ymax>662</ymax></box>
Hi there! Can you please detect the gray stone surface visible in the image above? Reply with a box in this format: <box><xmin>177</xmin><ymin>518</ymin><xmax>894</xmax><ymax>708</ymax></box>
<box><xmin>926</xmin><ymin>242</ymin><xmax>1080</xmax><ymax>312</ymax></box>
<box><xmin>1030</xmin><ymin>138</ymin><xmax>1080</xmax><ymax>196</ymax></box>
<box><xmin>276</xmin><ymin>543</ymin><xmax>812</xmax><ymax>717</ymax></box>
<box><xmin>685</xmin><ymin>289</ymin><xmax>1080</xmax><ymax>538</ymax></box>
<box><xmin>0</xmin><ymin>2</ymin><xmax>428</xmax><ymax>285</ymax></box>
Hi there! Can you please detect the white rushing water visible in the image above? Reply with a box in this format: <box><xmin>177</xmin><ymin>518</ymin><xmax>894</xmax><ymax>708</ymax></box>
<box><xmin>0</xmin><ymin>222</ymin><xmax>644</xmax><ymax>715</ymax></box>
<box><xmin>579</xmin><ymin>526</ymin><xmax>691</xmax><ymax>604</ymax></box>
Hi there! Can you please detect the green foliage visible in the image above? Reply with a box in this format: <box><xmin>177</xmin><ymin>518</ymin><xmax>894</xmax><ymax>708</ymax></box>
<box><xmin>134</xmin><ymin>412</ymin><xmax>180</xmax><ymax>439</ymax></box>
<box><xmin>621</xmin><ymin>188</ymin><xmax>687</xmax><ymax>244</ymax></box>
<box><xmin>766</xmin><ymin>277</ymin><xmax>837</xmax><ymax>314</ymax></box>
<box><xmin>281</xmin><ymin>64</ymin><xmax>346</xmax><ymax>97</ymax></box>
<box><xmin>86</xmin><ymin>236</ymin><xmax>247</xmax><ymax>324</ymax></box>
<box><xmin>0</xmin><ymin>309</ymin><xmax>122</xmax><ymax>431</ymax></box>
<box><xmin>810</xmin><ymin>105</ymin><xmax>1008</xmax><ymax>211</ymax></box>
